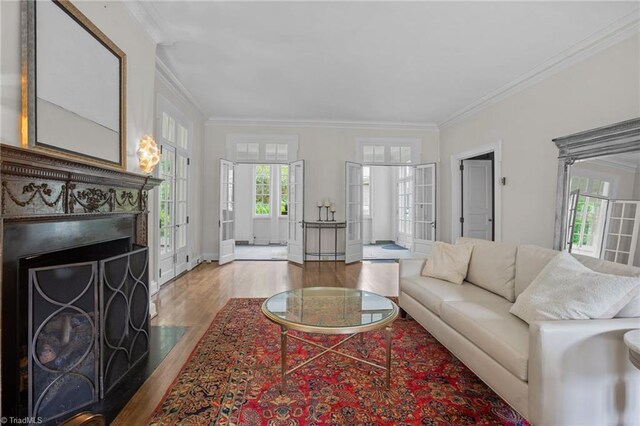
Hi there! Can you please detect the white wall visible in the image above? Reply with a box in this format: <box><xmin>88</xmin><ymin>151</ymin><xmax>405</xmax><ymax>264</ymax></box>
<box><xmin>439</xmin><ymin>34</ymin><xmax>640</xmax><ymax>247</ymax></box>
<box><xmin>1</xmin><ymin>0</ymin><xmax>157</xmax><ymax>174</ymax></box>
<box><xmin>203</xmin><ymin>125</ymin><xmax>439</xmax><ymax>259</ymax></box>
<box><xmin>371</xmin><ymin>166</ymin><xmax>395</xmax><ymax>242</ymax></box>
<box><xmin>235</xmin><ymin>164</ymin><xmax>254</xmax><ymax>241</ymax></box>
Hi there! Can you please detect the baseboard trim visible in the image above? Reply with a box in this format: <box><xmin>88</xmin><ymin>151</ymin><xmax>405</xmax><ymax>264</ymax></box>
<box><xmin>203</xmin><ymin>252</ymin><xmax>218</xmax><ymax>262</ymax></box>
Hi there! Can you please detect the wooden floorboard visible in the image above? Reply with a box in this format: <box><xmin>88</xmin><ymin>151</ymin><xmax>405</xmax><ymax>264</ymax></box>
<box><xmin>112</xmin><ymin>260</ymin><xmax>399</xmax><ymax>425</ymax></box>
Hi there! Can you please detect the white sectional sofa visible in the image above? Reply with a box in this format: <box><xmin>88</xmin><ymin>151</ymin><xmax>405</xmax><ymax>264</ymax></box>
<box><xmin>399</xmin><ymin>237</ymin><xmax>640</xmax><ymax>426</ymax></box>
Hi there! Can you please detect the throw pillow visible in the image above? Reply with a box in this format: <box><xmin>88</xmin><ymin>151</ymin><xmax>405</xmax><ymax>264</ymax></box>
<box><xmin>510</xmin><ymin>251</ymin><xmax>640</xmax><ymax>324</ymax></box>
<box><xmin>421</xmin><ymin>242</ymin><xmax>474</xmax><ymax>285</ymax></box>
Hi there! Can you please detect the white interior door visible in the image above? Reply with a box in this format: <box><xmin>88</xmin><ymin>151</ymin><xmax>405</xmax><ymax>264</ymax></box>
<box><xmin>462</xmin><ymin>160</ymin><xmax>493</xmax><ymax>240</ymax></box>
<box><xmin>158</xmin><ymin>145</ymin><xmax>176</xmax><ymax>285</ymax></box>
<box><xmin>287</xmin><ymin>160</ymin><xmax>305</xmax><ymax>264</ymax></box>
<box><xmin>219</xmin><ymin>159</ymin><xmax>236</xmax><ymax>265</ymax></box>
<box><xmin>413</xmin><ymin>163</ymin><xmax>436</xmax><ymax>256</ymax></box>
<box><xmin>345</xmin><ymin>162</ymin><xmax>363</xmax><ymax>264</ymax></box>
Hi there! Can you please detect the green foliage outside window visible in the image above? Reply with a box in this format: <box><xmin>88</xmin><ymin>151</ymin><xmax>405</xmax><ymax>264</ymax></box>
<box><xmin>255</xmin><ymin>165</ymin><xmax>271</xmax><ymax>215</ymax></box>
<box><xmin>280</xmin><ymin>165</ymin><xmax>288</xmax><ymax>215</ymax></box>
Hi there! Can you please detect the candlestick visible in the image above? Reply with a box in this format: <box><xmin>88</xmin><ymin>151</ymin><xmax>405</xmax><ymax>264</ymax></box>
<box><xmin>317</xmin><ymin>206</ymin><xmax>322</xmax><ymax>221</ymax></box>
<box><xmin>330</xmin><ymin>203</ymin><xmax>336</xmax><ymax>212</ymax></box>
<box><xmin>317</xmin><ymin>200</ymin><xmax>323</xmax><ymax>207</ymax></box>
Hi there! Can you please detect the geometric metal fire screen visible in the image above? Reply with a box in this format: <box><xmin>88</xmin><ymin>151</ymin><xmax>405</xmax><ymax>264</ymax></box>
<box><xmin>99</xmin><ymin>247</ymin><xmax>149</xmax><ymax>397</ymax></box>
<box><xmin>28</xmin><ymin>262</ymin><xmax>99</xmax><ymax>423</ymax></box>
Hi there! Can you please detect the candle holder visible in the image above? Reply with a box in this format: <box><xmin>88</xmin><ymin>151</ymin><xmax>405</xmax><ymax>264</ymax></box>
<box><xmin>330</xmin><ymin>211</ymin><xmax>335</xmax><ymax>221</ymax></box>
<box><xmin>317</xmin><ymin>206</ymin><xmax>323</xmax><ymax>221</ymax></box>
<box><xmin>324</xmin><ymin>206</ymin><xmax>330</xmax><ymax>221</ymax></box>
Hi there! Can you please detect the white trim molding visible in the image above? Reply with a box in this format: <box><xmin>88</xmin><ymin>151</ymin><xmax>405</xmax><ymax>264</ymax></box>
<box><xmin>156</xmin><ymin>58</ymin><xmax>208</xmax><ymax>118</ymax></box>
<box><xmin>123</xmin><ymin>1</ymin><xmax>177</xmax><ymax>46</ymax></box>
<box><xmin>450</xmin><ymin>140</ymin><xmax>503</xmax><ymax>243</ymax></box>
<box><xmin>440</xmin><ymin>10</ymin><xmax>640</xmax><ymax>129</ymax></box>
<box><xmin>203</xmin><ymin>252</ymin><xmax>218</xmax><ymax>262</ymax></box>
<box><xmin>208</xmin><ymin>117</ymin><xmax>439</xmax><ymax>131</ymax></box>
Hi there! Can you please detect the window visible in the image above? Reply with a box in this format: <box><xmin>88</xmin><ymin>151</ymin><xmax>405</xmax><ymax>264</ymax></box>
<box><xmin>363</xmin><ymin>166</ymin><xmax>371</xmax><ymax>217</ymax></box>
<box><xmin>357</xmin><ymin>137</ymin><xmax>421</xmax><ymax>164</ymax></box>
<box><xmin>236</xmin><ymin>143</ymin><xmax>260</xmax><ymax>161</ymax></box>
<box><xmin>266</xmin><ymin>144</ymin><xmax>289</xmax><ymax>162</ymax></box>
<box><xmin>227</xmin><ymin>135</ymin><xmax>299</xmax><ymax>163</ymax></box>
<box><xmin>280</xmin><ymin>165</ymin><xmax>289</xmax><ymax>215</ymax></box>
<box><xmin>255</xmin><ymin>165</ymin><xmax>271</xmax><ymax>215</ymax></box>
<box><xmin>569</xmin><ymin>175</ymin><xmax>611</xmax><ymax>257</ymax></box>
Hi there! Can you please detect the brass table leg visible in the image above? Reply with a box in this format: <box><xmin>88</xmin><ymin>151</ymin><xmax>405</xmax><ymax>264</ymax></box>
<box><xmin>281</xmin><ymin>325</ymin><xmax>288</xmax><ymax>393</ymax></box>
<box><xmin>385</xmin><ymin>326</ymin><xmax>392</xmax><ymax>390</ymax></box>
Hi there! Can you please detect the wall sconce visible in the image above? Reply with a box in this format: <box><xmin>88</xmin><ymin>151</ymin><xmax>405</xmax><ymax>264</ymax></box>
<box><xmin>137</xmin><ymin>135</ymin><xmax>160</xmax><ymax>174</ymax></box>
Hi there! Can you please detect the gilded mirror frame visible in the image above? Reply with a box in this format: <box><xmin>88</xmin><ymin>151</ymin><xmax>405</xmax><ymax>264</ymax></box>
<box><xmin>552</xmin><ymin>117</ymin><xmax>640</xmax><ymax>251</ymax></box>
<box><xmin>21</xmin><ymin>0</ymin><xmax>127</xmax><ymax>170</ymax></box>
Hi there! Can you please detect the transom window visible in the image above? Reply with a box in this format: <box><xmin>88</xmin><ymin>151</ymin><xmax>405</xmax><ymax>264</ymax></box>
<box><xmin>356</xmin><ymin>137</ymin><xmax>421</xmax><ymax>164</ymax></box>
<box><xmin>227</xmin><ymin>134</ymin><xmax>299</xmax><ymax>163</ymax></box>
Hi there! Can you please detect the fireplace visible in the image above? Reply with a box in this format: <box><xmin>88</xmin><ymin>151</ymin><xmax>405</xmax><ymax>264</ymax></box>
<box><xmin>22</xmin><ymin>239</ymin><xmax>149</xmax><ymax>423</ymax></box>
<box><xmin>1</xmin><ymin>145</ymin><xmax>161</xmax><ymax>422</ymax></box>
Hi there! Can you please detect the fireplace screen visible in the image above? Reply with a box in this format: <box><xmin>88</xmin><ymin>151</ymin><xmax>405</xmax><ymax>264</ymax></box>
<box><xmin>28</xmin><ymin>262</ymin><xmax>99</xmax><ymax>422</ymax></box>
<box><xmin>27</xmin><ymin>245</ymin><xmax>149</xmax><ymax>423</ymax></box>
<box><xmin>100</xmin><ymin>247</ymin><xmax>150</xmax><ymax>397</ymax></box>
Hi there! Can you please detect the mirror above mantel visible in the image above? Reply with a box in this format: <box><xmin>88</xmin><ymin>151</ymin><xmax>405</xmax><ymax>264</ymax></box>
<box><xmin>553</xmin><ymin>118</ymin><xmax>640</xmax><ymax>267</ymax></box>
<box><xmin>21</xmin><ymin>0</ymin><xmax>126</xmax><ymax>169</ymax></box>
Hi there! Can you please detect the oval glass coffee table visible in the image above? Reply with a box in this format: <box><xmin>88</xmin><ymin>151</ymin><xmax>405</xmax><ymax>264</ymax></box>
<box><xmin>262</xmin><ymin>287</ymin><xmax>398</xmax><ymax>393</ymax></box>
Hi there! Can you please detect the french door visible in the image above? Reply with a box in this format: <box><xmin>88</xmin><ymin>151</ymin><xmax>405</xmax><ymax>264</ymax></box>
<box><xmin>158</xmin><ymin>145</ymin><xmax>189</xmax><ymax>285</ymax></box>
<box><xmin>396</xmin><ymin>166</ymin><xmax>413</xmax><ymax>248</ymax></box>
<box><xmin>219</xmin><ymin>159</ymin><xmax>304</xmax><ymax>265</ymax></box>
<box><xmin>218</xmin><ymin>159</ymin><xmax>236</xmax><ymax>265</ymax></box>
<box><xmin>601</xmin><ymin>200</ymin><xmax>640</xmax><ymax>265</ymax></box>
<box><xmin>413</xmin><ymin>163</ymin><xmax>436</xmax><ymax>256</ymax></box>
<box><xmin>287</xmin><ymin>160</ymin><xmax>305</xmax><ymax>264</ymax></box>
<box><xmin>345</xmin><ymin>162</ymin><xmax>363</xmax><ymax>264</ymax></box>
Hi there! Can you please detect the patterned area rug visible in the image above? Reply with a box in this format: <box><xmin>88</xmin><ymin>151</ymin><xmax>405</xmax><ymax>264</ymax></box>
<box><xmin>149</xmin><ymin>298</ymin><xmax>528</xmax><ymax>425</ymax></box>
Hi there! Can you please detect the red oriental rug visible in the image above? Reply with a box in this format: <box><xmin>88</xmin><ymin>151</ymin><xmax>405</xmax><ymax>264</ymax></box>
<box><xmin>149</xmin><ymin>298</ymin><xmax>528</xmax><ymax>425</ymax></box>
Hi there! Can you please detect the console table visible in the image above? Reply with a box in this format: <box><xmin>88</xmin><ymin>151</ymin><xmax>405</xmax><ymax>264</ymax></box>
<box><xmin>303</xmin><ymin>221</ymin><xmax>346</xmax><ymax>261</ymax></box>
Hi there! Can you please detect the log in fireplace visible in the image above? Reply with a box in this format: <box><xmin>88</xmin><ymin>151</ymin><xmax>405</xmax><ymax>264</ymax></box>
<box><xmin>0</xmin><ymin>145</ymin><xmax>161</xmax><ymax>423</ymax></box>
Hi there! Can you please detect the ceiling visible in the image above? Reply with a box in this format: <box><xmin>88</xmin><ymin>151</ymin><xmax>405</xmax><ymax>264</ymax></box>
<box><xmin>130</xmin><ymin>1</ymin><xmax>639</xmax><ymax>126</ymax></box>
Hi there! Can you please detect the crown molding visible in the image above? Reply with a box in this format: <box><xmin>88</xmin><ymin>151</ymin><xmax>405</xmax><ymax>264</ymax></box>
<box><xmin>206</xmin><ymin>117</ymin><xmax>439</xmax><ymax>131</ymax></box>
<box><xmin>122</xmin><ymin>1</ymin><xmax>176</xmax><ymax>46</ymax></box>
<box><xmin>156</xmin><ymin>58</ymin><xmax>208</xmax><ymax>119</ymax></box>
<box><xmin>439</xmin><ymin>10</ymin><xmax>640</xmax><ymax>129</ymax></box>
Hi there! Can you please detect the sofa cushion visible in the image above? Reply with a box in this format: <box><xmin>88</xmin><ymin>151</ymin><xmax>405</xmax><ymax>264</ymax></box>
<box><xmin>510</xmin><ymin>252</ymin><xmax>640</xmax><ymax>323</ymax></box>
<box><xmin>456</xmin><ymin>237</ymin><xmax>517</xmax><ymax>302</ymax></box>
<box><xmin>441</xmin><ymin>300</ymin><xmax>529</xmax><ymax>381</ymax></box>
<box><xmin>400</xmin><ymin>275</ymin><xmax>506</xmax><ymax>317</ymax></box>
<box><xmin>515</xmin><ymin>245</ymin><xmax>558</xmax><ymax>298</ymax></box>
<box><xmin>421</xmin><ymin>241</ymin><xmax>474</xmax><ymax>284</ymax></box>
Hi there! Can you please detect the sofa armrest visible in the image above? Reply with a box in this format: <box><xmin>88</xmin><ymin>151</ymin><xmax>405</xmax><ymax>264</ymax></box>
<box><xmin>529</xmin><ymin>318</ymin><xmax>640</xmax><ymax>426</ymax></box>
<box><xmin>399</xmin><ymin>258</ymin><xmax>427</xmax><ymax>278</ymax></box>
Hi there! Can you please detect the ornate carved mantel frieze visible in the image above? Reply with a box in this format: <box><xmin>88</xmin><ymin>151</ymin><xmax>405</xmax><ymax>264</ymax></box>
<box><xmin>0</xmin><ymin>144</ymin><xmax>161</xmax><ymax>244</ymax></box>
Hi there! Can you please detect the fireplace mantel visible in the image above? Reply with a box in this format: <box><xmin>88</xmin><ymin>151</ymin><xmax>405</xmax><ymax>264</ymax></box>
<box><xmin>1</xmin><ymin>145</ymin><xmax>161</xmax><ymax>230</ymax></box>
<box><xmin>0</xmin><ymin>144</ymin><xmax>161</xmax><ymax>418</ymax></box>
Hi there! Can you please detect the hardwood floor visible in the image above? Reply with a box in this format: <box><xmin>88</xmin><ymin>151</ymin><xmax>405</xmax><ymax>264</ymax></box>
<box><xmin>112</xmin><ymin>260</ymin><xmax>399</xmax><ymax>425</ymax></box>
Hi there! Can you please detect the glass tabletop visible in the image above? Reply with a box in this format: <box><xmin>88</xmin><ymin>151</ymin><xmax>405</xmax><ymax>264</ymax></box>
<box><xmin>262</xmin><ymin>287</ymin><xmax>398</xmax><ymax>333</ymax></box>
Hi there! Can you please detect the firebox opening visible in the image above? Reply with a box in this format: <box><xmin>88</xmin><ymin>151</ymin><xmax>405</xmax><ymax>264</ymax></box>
<box><xmin>16</xmin><ymin>237</ymin><xmax>136</xmax><ymax>421</ymax></box>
